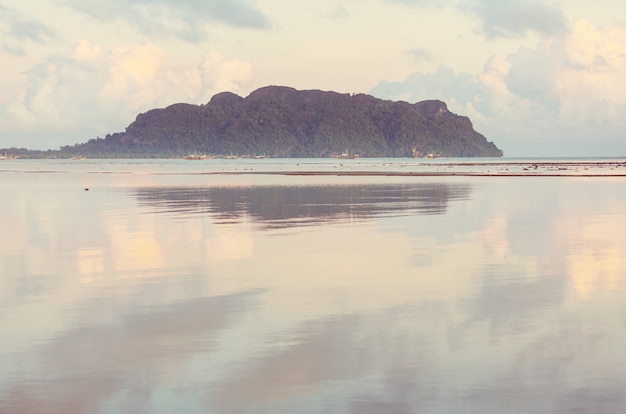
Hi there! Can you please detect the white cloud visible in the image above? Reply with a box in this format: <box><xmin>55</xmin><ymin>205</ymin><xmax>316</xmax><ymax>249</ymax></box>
<box><xmin>0</xmin><ymin>41</ymin><xmax>254</xmax><ymax>149</ymax></box>
<box><xmin>370</xmin><ymin>65</ymin><xmax>480</xmax><ymax>107</ymax></box>
<box><xmin>406</xmin><ymin>48</ymin><xmax>433</xmax><ymax>62</ymax></box>
<box><xmin>198</xmin><ymin>52</ymin><xmax>254</xmax><ymax>95</ymax></box>
<box><xmin>370</xmin><ymin>19</ymin><xmax>626</xmax><ymax>156</ymax></box>
<box><xmin>72</xmin><ymin>40</ymin><xmax>101</xmax><ymax>61</ymax></box>
<box><xmin>100</xmin><ymin>43</ymin><xmax>164</xmax><ymax>102</ymax></box>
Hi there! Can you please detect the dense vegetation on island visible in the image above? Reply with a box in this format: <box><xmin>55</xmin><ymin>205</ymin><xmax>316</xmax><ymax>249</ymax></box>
<box><xmin>4</xmin><ymin>86</ymin><xmax>503</xmax><ymax>158</ymax></box>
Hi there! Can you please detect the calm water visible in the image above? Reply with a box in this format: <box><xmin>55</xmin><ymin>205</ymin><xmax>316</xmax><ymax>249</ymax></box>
<box><xmin>1</xmin><ymin>159</ymin><xmax>626</xmax><ymax>413</ymax></box>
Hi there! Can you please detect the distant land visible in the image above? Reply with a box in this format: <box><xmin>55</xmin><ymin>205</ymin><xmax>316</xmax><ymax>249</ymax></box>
<box><xmin>3</xmin><ymin>86</ymin><xmax>503</xmax><ymax>158</ymax></box>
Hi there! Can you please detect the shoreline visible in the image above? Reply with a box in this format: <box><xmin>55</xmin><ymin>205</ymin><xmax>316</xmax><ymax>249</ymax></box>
<box><xmin>1</xmin><ymin>159</ymin><xmax>625</xmax><ymax>177</ymax></box>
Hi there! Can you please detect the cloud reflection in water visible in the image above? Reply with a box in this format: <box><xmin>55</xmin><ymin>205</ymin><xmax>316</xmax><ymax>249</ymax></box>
<box><xmin>2</xmin><ymin>175</ymin><xmax>626</xmax><ymax>414</ymax></box>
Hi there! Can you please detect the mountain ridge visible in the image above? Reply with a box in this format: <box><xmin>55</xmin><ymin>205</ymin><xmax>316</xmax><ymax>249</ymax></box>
<box><xmin>63</xmin><ymin>85</ymin><xmax>503</xmax><ymax>158</ymax></box>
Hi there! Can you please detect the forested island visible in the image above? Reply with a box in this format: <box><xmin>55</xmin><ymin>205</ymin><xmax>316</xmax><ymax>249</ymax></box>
<box><xmin>4</xmin><ymin>86</ymin><xmax>503</xmax><ymax>158</ymax></box>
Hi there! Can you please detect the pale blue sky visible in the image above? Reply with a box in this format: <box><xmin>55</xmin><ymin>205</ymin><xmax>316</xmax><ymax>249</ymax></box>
<box><xmin>1</xmin><ymin>0</ymin><xmax>626</xmax><ymax>155</ymax></box>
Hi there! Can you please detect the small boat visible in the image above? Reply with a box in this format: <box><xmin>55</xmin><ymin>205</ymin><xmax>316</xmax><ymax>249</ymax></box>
<box><xmin>71</xmin><ymin>156</ymin><xmax>87</xmax><ymax>160</ymax></box>
<box><xmin>334</xmin><ymin>148</ymin><xmax>361</xmax><ymax>159</ymax></box>
<box><xmin>183</xmin><ymin>152</ymin><xmax>207</xmax><ymax>160</ymax></box>
<box><xmin>337</xmin><ymin>153</ymin><xmax>360</xmax><ymax>159</ymax></box>
<box><xmin>1</xmin><ymin>152</ymin><xmax>18</xmax><ymax>160</ymax></box>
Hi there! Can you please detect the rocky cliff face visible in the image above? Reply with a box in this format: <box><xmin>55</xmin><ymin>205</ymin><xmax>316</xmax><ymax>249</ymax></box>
<box><xmin>74</xmin><ymin>86</ymin><xmax>503</xmax><ymax>157</ymax></box>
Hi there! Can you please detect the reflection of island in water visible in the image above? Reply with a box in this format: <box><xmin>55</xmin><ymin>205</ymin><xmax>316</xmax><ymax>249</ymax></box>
<box><xmin>133</xmin><ymin>183</ymin><xmax>471</xmax><ymax>229</ymax></box>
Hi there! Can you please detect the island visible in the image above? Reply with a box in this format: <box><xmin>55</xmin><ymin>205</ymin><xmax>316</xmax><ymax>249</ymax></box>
<box><xmin>6</xmin><ymin>86</ymin><xmax>504</xmax><ymax>158</ymax></box>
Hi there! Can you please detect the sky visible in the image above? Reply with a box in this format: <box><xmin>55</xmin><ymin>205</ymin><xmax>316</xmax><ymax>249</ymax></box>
<box><xmin>1</xmin><ymin>0</ymin><xmax>626</xmax><ymax>156</ymax></box>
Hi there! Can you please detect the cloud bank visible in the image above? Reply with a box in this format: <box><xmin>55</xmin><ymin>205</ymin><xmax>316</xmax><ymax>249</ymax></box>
<box><xmin>60</xmin><ymin>0</ymin><xmax>271</xmax><ymax>42</ymax></box>
<box><xmin>0</xmin><ymin>41</ymin><xmax>253</xmax><ymax>149</ymax></box>
<box><xmin>463</xmin><ymin>0</ymin><xmax>568</xmax><ymax>38</ymax></box>
<box><xmin>372</xmin><ymin>19</ymin><xmax>626</xmax><ymax>156</ymax></box>
<box><xmin>383</xmin><ymin>0</ymin><xmax>567</xmax><ymax>38</ymax></box>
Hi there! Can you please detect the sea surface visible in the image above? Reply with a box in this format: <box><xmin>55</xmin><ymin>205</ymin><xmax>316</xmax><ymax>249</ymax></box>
<box><xmin>1</xmin><ymin>158</ymin><xmax>626</xmax><ymax>413</ymax></box>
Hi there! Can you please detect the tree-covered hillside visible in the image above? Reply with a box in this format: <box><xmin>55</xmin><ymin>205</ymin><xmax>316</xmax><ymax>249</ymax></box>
<box><xmin>62</xmin><ymin>86</ymin><xmax>503</xmax><ymax>158</ymax></box>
